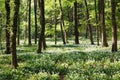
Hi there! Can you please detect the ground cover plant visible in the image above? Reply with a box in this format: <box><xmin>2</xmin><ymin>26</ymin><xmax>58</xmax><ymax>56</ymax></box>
<box><xmin>0</xmin><ymin>0</ymin><xmax>120</xmax><ymax>80</ymax></box>
<box><xmin>0</xmin><ymin>39</ymin><xmax>120</xmax><ymax>80</ymax></box>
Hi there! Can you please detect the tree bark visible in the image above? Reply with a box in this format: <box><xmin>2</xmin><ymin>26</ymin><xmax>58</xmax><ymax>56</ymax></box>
<box><xmin>28</xmin><ymin>0</ymin><xmax>32</xmax><ymax>45</ymax></box>
<box><xmin>85</xmin><ymin>26</ymin><xmax>88</xmax><ymax>39</ymax></box>
<box><xmin>24</xmin><ymin>1</ymin><xmax>29</xmax><ymax>44</ymax></box>
<box><xmin>84</xmin><ymin>0</ymin><xmax>94</xmax><ymax>45</ymax></box>
<box><xmin>58</xmin><ymin>0</ymin><xmax>66</xmax><ymax>44</ymax></box>
<box><xmin>73</xmin><ymin>1</ymin><xmax>79</xmax><ymax>44</ymax></box>
<box><xmin>94</xmin><ymin>0</ymin><xmax>99</xmax><ymax>46</ymax></box>
<box><xmin>54</xmin><ymin>0</ymin><xmax>57</xmax><ymax>45</ymax></box>
<box><xmin>34</xmin><ymin>0</ymin><xmax>37</xmax><ymax>44</ymax></box>
<box><xmin>11</xmin><ymin>0</ymin><xmax>20</xmax><ymax>68</ymax></box>
<box><xmin>111</xmin><ymin>1</ymin><xmax>117</xmax><ymax>52</ymax></box>
<box><xmin>17</xmin><ymin>15</ymin><xmax>20</xmax><ymax>45</ymax></box>
<box><xmin>100</xmin><ymin>0</ymin><xmax>108</xmax><ymax>47</ymax></box>
<box><xmin>37</xmin><ymin>0</ymin><xmax>45</xmax><ymax>53</ymax></box>
<box><xmin>98</xmin><ymin>0</ymin><xmax>101</xmax><ymax>42</ymax></box>
<box><xmin>5</xmin><ymin>0</ymin><xmax>11</xmax><ymax>54</ymax></box>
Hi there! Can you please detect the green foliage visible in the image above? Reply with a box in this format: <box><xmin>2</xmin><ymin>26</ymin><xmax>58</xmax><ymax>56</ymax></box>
<box><xmin>1</xmin><ymin>0</ymin><xmax>120</xmax><ymax>41</ymax></box>
<box><xmin>0</xmin><ymin>0</ymin><xmax>120</xmax><ymax>79</ymax></box>
<box><xmin>29</xmin><ymin>72</ymin><xmax>59</xmax><ymax>80</ymax></box>
<box><xmin>1</xmin><ymin>39</ymin><xmax>120</xmax><ymax>80</ymax></box>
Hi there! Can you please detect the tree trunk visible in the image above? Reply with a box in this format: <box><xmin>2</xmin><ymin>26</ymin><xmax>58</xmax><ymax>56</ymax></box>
<box><xmin>34</xmin><ymin>0</ymin><xmax>37</xmax><ymax>44</ymax></box>
<box><xmin>94</xmin><ymin>0</ymin><xmax>99</xmax><ymax>46</ymax></box>
<box><xmin>85</xmin><ymin>26</ymin><xmax>88</xmax><ymax>39</ymax></box>
<box><xmin>98</xmin><ymin>0</ymin><xmax>101</xmax><ymax>42</ymax></box>
<box><xmin>28</xmin><ymin>0</ymin><xmax>32</xmax><ymax>45</ymax></box>
<box><xmin>73</xmin><ymin>1</ymin><xmax>79</xmax><ymax>44</ymax></box>
<box><xmin>24</xmin><ymin>1</ymin><xmax>29</xmax><ymax>44</ymax></box>
<box><xmin>111</xmin><ymin>1</ymin><xmax>117</xmax><ymax>52</ymax></box>
<box><xmin>84</xmin><ymin>0</ymin><xmax>94</xmax><ymax>45</ymax></box>
<box><xmin>54</xmin><ymin>0</ymin><xmax>57</xmax><ymax>45</ymax></box>
<box><xmin>43</xmin><ymin>38</ymin><xmax>46</xmax><ymax>50</ymax></box>
<box><xmin>5</xmin><ymin>0</ymin><xmax>11</xmax><ymax>54</ymax></box>
<box><xmin>0</xmin><ymin>27</ymin><xmax>2</xmax><ymax>50</ymax></box>
<box><xmin>58</xmin><ymin>0</ymin><xmax>66</xmax><ymax>45</ymax></box>
<box><xmin>17</xmin><ymin>15</ymin><xmax>20</xmax><ymax>45</ymax></box>
<box><xmin>37</xmin><ymin>0</ymin><xmax>45</xmax><ymax>53</ymax></box>
<box><xmin>11</xmin><ymin>0</ymin><xmax>20</xmax><ymax>68</ymax></box>
<box><xmin>100</xmin><ymin>0</ymin><xmax>108</xmax><ymax>47</ymax></box>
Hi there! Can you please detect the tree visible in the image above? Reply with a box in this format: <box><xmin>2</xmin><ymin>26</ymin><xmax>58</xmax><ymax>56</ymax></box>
<box><xmin>37</xmin><ymin>0</ymin><xmax>45</xmax><ymax>53</ymax></box>
<box><xmin>111</xmin><ymin>0</ymin><xmax>117</xmax><ymax>52</ymax></box>
<box><xmin>58</xmin><ymin>0</ymin><xmax>66</xmax><ymax>44</ymax></box>
<box><xmin>94</xmin><ymin>0</ymin><xmax>99</xmax><ymax>46</ymax></box>
<box><xmin>5</xmin><ymin>0</ymin><xmax>11</xmax><ymax>54</ymax></box>
<box><xmin>28</xmin><ymin>0</ymin><xmax>32</xmax><ymax>45</ymax></box>
<box><xmin>98</xmin><ymin>0</ymin><xmax>101</xmax><ymax>41</ymax></box>
<box><xmin>54</xmin><ymin>0</ymin><xmax>57</xmax><ymax>45</ymax></box>
<box><xmin>99</xmin><ymin>0</ymin><xmax>108</xmax><ymax>47</ymax></box>
<box><xmin>0</xmin><ymin>12</ymin><xmax>3</xmax><ymax>50</ymax></box>
<box><xmin>73</xmin><ymin>0</ymin><xmax>79</xmax><ymax>44</ymax></box>
<box><xmin>11</xmin><ymin>0</ymin><xmax>20</xmax><ymax>68</ymax></box>
<box><xmin>17</xmin><ymin>15</ymin><xmax>20</xmax><ymax>45</ymax></box>
<box><xmin>84</xmin><ymin>0</ymin><xmax>94</xmax><ymax>45</ymax></box>
<box><xmin>34</xmin><ymin>0</ymin><xmax>37</xmax><ymax>44</ymax></box>
<box><xmin>24</xmin><ymin>1</ymin><xmax>29</xmax><ymax>44</ymax></box>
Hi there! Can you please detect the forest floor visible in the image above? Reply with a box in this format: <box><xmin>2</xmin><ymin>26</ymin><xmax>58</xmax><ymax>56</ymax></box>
<box><xmin>0</xmin><ymin>38</ymin><xmax>120</xmax><ymax>80</ymax></box>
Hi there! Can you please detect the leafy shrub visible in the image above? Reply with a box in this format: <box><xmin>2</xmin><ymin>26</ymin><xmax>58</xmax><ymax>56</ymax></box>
<box><xmin>29</xmin><ymin>72</ymin><xmax>59</xmax><ymax>80</ymax></box>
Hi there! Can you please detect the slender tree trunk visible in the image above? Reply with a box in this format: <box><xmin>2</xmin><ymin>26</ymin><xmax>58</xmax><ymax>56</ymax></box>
<box><xmin>24</xmin><ymin>1</ymin><xmax>29</xmax><ymax>44</ymax></box>
<box><xmin>73</xmin><ymin>1</ymin><xmax>79</xmax><ymax>44</ymax></box>
<box><xmin>63</xmin><ymin>20</ymin><xmax>68</xmax><ymax>43</ymax></box>
<box><xmin>11</xmin><ymin>0</ymin><xmax>20</xmax><ymax>68</ymax></box>
<box><xmin>17</xmin><ymin>15</ymin><xmax>20</xmax><ymax>45</ymax></box>
<box><xmin>98</xmin><ymin>0</ymin><xmax>101</xmax><ymax>42</ymax></box>
<box><xmin>85</xmin><ymin>26</ymin><xmax>88</xmax><ymax>39</ymax></box>
<box><xmin>37</xmin><ymin>0</ymin><xmax>45</xmax><ymax>53</ymax></box>
<box><xmin>54</xmin><ymin>0</ymin><xmax>57</xmax><ymax>45</ymax></box>
<box><xmin>111</xmin><ymin>1</ymin><xmax>117</xmax><ymax>52</ymax></box>
<box><xmin>43</xmin><ymin>38</ymin><xmax>46</xmax><ymax>50</ymax></box>
<box><xmin>28</xmin><ymin>0</ymin><xmax>32</xmax><ymax>45</ymax></box>
<box><xmin>5</xmin><ymin>0</ymin><xmax>11</xmax><ymax>54</ymax></box>
<box><xmin>94</xmin><ymin>0</ymin><xmax>99</xmax><ymax>46</ymax></box>
<box><xmin>34</xmin><ymin>0</ymin><xmax>37</xmax><ymax>44</ymax></box>
<box><xmin>24</xmin><ymin>25</ymin><xmax>28</xmax><ymax>44</ymax></box>
<box><xmin>84</xmin><ymin>0</ymin><xmax>94</xmax><ymax>45</ymax></box>
<box><xmin>0</xmin><ymin>13</ymin><xmax>2</xmax><ymax>50</ymax></box>
<box><xmin>100</xmin><ymin>0</ymin><xmax>108</xmax><ymax>47</ymax></box>
<box><xmin>0</xmin><ymin>13</ymin><xmax>1</xmax><ymax>48</ymax></box>
<box><xmin>58</xmin><ymin>0</ymin><xmax>66</xmax><ymax>44</ymax></box>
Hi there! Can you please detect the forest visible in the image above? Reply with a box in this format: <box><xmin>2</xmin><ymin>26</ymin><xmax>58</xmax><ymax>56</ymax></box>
<box><xmin>0</xmin><ymin>0</ymin><xmax>120</xmax><ymax>80</ymax></box>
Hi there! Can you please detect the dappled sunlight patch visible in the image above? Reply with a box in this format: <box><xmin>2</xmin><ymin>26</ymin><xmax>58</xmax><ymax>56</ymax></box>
<box><xmin>84</xmin><ymin>45</ymin><xmax>111</xmax><ymax>52</ymax></box>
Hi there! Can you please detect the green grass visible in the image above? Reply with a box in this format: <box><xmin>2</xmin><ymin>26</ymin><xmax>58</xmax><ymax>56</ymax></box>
<box><xmin>0</xmin><ymin>38</ymin><xmax>120</xmax><ymax>80</ymax></box>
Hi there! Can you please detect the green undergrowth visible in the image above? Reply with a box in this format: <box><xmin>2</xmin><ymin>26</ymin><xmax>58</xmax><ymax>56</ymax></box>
<box><xmin>0</xmin><ymin>39</ymin><xmax>120</xmax><ymax>80</ymax></box>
